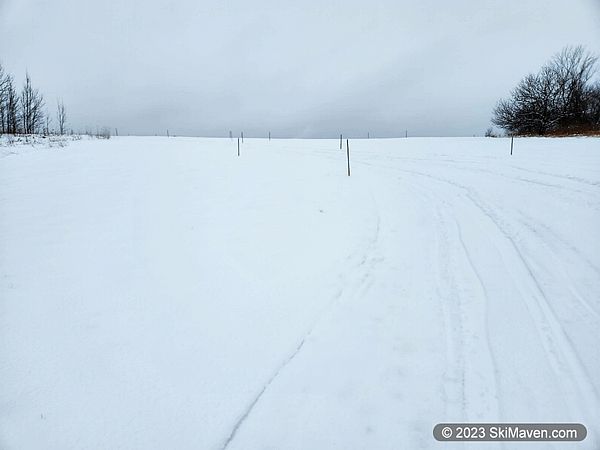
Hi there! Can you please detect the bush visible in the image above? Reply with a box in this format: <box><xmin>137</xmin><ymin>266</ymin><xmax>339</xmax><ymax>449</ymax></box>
<box><xmin>96</xmin><ymin>127</ymin><xmax>111</xmax><ymax>139</ymax></box>
<box><xmin>485</xmin><ymin>127</ymin><xmax>498</xmax><ymax>137</ymax></box>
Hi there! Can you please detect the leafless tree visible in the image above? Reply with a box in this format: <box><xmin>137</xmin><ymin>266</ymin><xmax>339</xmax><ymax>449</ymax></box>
<box><xmin>493</xmin><ymin>46</ymin><xmax>599</xmax><ymax>135</ymax></box>
<box><xmin>0</xmin><ymin>64</ymin><xmax>6</xmax><ymax>134</ymax></box>
<box><xmin>57</xmin><ymin>99</ymin><xmax>67</xmax><ymax>135</ymax></box>
<box><xmin>584</xmin><ymin>81</ymin><xmax>600</xmax><ymax>127</ymax></box>
<box><xmin>485</xmin><ymin>127</ymin><xmax>498</xmax><ymax>137</ymax></box>
<box><xmin>20</xmin><ymin>72</ymin><xmax>45</xmax><ymax>134</ymax></box>
<box><xmin>97</xmin><ymin>126</ymin><xmax>111</xmax><ymax>139</ymax></box>
<box><xmin>5</xmin><ymin>75</ymin><xmax>19</xmax><ymax>134</ymax></box>
<box><xmin>0</xmin><ymin>65</ymin><xmax>18</xmax><ymax>134</ymax></box>
<box><xmin>0</xmin><ymin>63</ymin><xmax>12</xmax><ymax>134</ymax></box>
<box><xmin>44</xmin><ymin>113</ymin><xmax>52</xmax><ymax>135</ymax></box>
<box><xmin>552</xmin><ymin>46</ymin><xmax>597</xmax><ymax>128</ymax></box>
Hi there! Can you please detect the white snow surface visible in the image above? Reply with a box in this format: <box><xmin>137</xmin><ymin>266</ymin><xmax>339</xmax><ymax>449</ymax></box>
<box><xmin>1</xmin><ymin>136</ymin><xmax>599</xmax><ymax>449</ymax></box>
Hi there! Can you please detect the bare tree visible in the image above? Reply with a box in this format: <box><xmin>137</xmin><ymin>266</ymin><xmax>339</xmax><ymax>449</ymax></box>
<box><xmin>485</xmin><ymin>127</ymin><xmax>498</xmax><ymax>137</ymax></box>
<box><xmin>97</xmin><ymin>126</ymin><xmax>111</xmax><ymax>139</ymax></box>
<box><xmin>57</xmin><ymin>99</ymin><xmax>67</xmax><ymax>135</ymax></box>
<box><xmin>44</xmin><ymin>113</ymin><xmax>52</xmax><ymax>135</ymax></box>
<box><xmin>5</xmin><ymin>75</ymin><xmax>19</xmax><ymax>134</ymax></box>
<box><xmin>0</xmin><ymin>65</ymin><xmax>20</xmax><ymax>134</ymax></box>
<box><xmin>493</xmin><ymin>46</ymin><xmax>599</xmax><ymax>135</ymax></box>
<box><xmin>0</xmin><ymin>65</ymin><xmax>5</xmax><ymax>134</ymax></box>
<box><xmin>552</xmin><ymin>46</ymin><xmax>597</xmax><ymax>129</ymax></box>
<box><xmin>585</xmin><ymin>81</ymin><xmax>600</xmax><ymax>127</ymax></box>
<box><xmin>0</xmin><ymin>63</ymin><xmax>10</xmax><ymax>134</ymax></box>
<box><xmin>20</xmin><ymin>72</ymin><xmax>45</xmax><ymax>134</ymax></box>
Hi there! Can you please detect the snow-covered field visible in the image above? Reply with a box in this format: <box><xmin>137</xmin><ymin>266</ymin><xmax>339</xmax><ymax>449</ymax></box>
<box><xmin>1</xmin><ymin>136</ymin><xmax>599</xmax><ymax>449</ymax></box>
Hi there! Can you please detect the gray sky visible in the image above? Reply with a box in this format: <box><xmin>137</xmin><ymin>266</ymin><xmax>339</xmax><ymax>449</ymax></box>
<box><xmin>1</xmin><ymin>0</ymin><xmax>599</xmax><ymax>137</ymax></box>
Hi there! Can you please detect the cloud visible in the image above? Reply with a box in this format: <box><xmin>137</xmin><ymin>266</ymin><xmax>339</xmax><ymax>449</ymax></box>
<box><xmin>1</xmin><ymin>0</ymin><xmax>599</xmax><ymax>136</ymax></box>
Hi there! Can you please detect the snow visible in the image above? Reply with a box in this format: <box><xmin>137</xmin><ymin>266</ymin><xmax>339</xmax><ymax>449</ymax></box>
<box><xmin>0</xmin><ymin>134</ymin><xmax>75</xmax><ymax>156</ymax></box>
<box><xmin>1</xmin><ymin>136</ymin><xmax>599</xmax><ymax>449</ymax></box>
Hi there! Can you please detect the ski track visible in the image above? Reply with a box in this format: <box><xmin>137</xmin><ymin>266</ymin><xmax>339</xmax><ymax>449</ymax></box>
<box><xmin>3</xmin><ymin>137</ymin><xmax>598</xmax><ymax>450</ymax></box>
<box><xmin>226</xmin><ymin>142</ymin><xmax>598</xmax><ymax>447</ymax></box>
<box><xmin>391</xmin><ymin>154</ymin><xmax>600</xmax><ymax>320</ymax></box>
<box><xmin>394</xmin><ymin>167</ymin><xmax>600</xmax><ymax>423</ymax></box>
<box><xmin>514</xmin><ymin>209</ymin><xmax>600</xmax><ymax>278</ymax></box>
<box><xmin>513</xmin><ymin>213</ymin><xmax>600</xmax><ymax>320</ymax></box>
<box><xmin>367</xmin><ymin>153</ymin><xmax>600</xmax><ymax>207</ymax></box>
<box><xmin>219</xmin><ymin>183</ymin><xmax>383</xmax><ymax>450</ymax></box>
<box><xmin>220</xmin><ymin>338</ymin><xmax>307</xmax><ymax>450</ymax></box>
<box><xmin>399</xmin><ymin>172</ymin><xmax>502</xmax><ymax>425</ymax></box>
<box><xmin>280</xmin><ymin>143</ymin><xmax>599</xmax><ymax>430</ymax></box>
<box><xmin>506</xmin><ymin>165</ymin><xmax>600</xmax><ymax>187</ymax></box>
<box><xmin>341</xmin><ymin>149</ymin><xmax>600</xmax><ymax>221</ymax></box>
<box><xmin>453</xmin><ymin>216</ymin><xmax>502</xmax><ymax>420</ymax></box>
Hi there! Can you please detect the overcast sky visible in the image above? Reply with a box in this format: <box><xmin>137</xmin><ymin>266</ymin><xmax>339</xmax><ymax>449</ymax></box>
<box><xmin>1</xmin><ymin>0</ymin><xmax>599</xmax><ymax>137</ymax></box>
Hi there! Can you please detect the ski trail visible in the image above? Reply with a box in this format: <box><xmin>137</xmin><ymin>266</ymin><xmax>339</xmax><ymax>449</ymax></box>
<box><xmin>399</xmin><ymin>168</ymin><xmax>600</xmax><ymax>425</ymax></box>
<box><xmin>353</xmin><ymin>154</ymin><xmax>600</xmax><ymax>213</ymax></box>
<box><xmin>431</xmin><ymin>202</ymin><xmax>467</xmax><ymax>420</ymax></box>
<box><xmin>514</xmin><ymin>214</ymin><xmax>600</xmax><ymax>320</ymax></box>
<box><xmin>453</xmin><ymin>217</ymin><xmax>502</xmax><ymax>421</ymax></box>
<box><xmin>355</xmin><ymin>150</ymin><xmax>599</xmax><ymax>196</ymax></box>
<box><xmin>401</xmin><ymin>174</ymin><xmax>501</xmax><ymax>425</ymax></box>
<box><xmin>364</xmin><ymin>154</ymin><xmax>600</xmax><ymax>317</ymax></box>
<box><xmin>388</xmin><ymin>171</ymin><xmax>465</xmax><ymax>420</ymax></box>
<box><xmin>507</xmin><ymin>165</ymin><xmax>600</xmax><ymax>187</ymax></box>
<box><xmin>220</xmin><ymin>337</ymin><xmax>307</xmax><ymax>450</ymax></box>
<box><xmin>514</xmin><ymin>208</ymin><xmax>600</xmax><ymax>277</ymax></box>
<box><xmin>220</xmin><ymin>184</ymin><xmax>382</xmax><ymax>450</ymax></box>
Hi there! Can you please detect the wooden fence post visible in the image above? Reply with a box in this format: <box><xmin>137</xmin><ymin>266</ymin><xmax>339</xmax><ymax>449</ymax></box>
<box><xmin>237</xmin><ymin>138</ymin><xmax>240</xmax><ymax>156</ymax></box>
<box><xmin>340</xmin><ymin>134</ymin><xmax>343</xmax><ymax>150</ymax></box>
<box><xmin>241</xmin><ymin>131</ymin><xmax>244</xmax><ymax>143</ymax></box>
<box><xmin>510</xmin><ymin>136</ymin><xmax>514</xmax><ymax>155</ymax></box>
<box><xmin>346</xmin><ymin>139</ymin><xmax>351</xmax><ymax>176</ymax></box>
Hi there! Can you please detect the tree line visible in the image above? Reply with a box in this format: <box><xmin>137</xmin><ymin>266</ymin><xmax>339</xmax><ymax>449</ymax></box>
<box><xmin>0</xmin><ymin>64</ymin><xmax>67</xmax><ymax>136</ymax></box>
<box><xmin>493</xmin><ymin>46</ymin><xmax>600</xmax><ymax>136</ymax></box>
